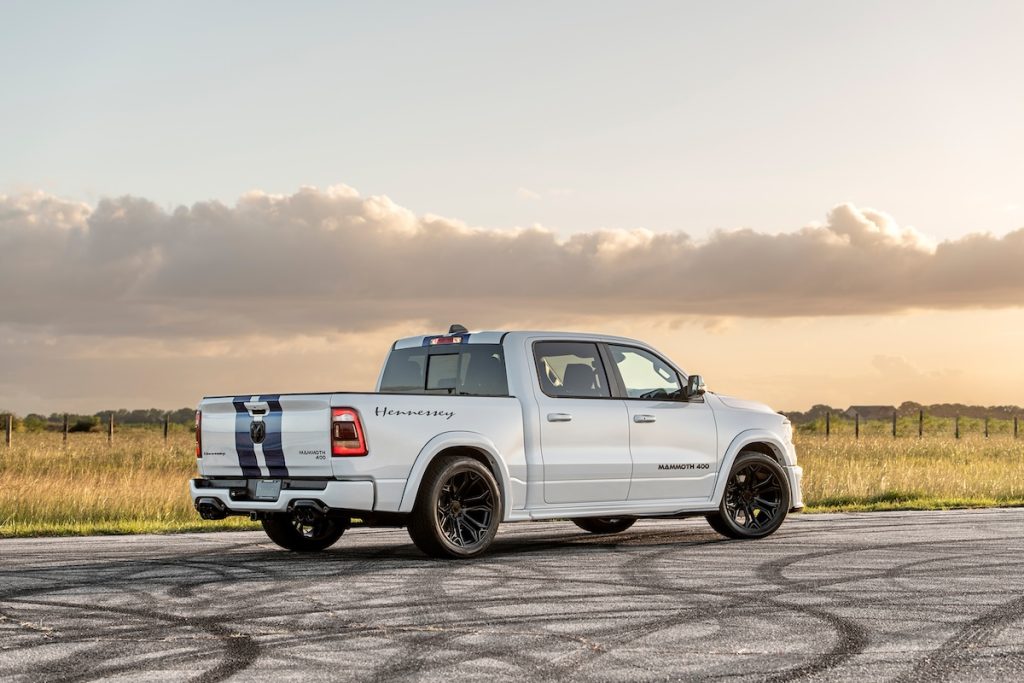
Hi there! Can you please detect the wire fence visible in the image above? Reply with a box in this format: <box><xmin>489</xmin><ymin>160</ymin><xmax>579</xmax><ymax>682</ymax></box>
<box><xmin>3</xmin><ymin>412</ymin><xmax>191</xmax><ymax>447</ymax></box>
<box><xmin>795</xmin><ymin>410</ymin><xmax>1021</xmax><ymax>440</ymax></box>
<box><xmin>3</xmin><ymin>407</ymin><xmax>1021</xmax><ymax>448</ymax></box>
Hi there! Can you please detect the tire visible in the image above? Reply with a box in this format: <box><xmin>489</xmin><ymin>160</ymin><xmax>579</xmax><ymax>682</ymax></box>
<box><xmin>407</xmin><ymin>456</ymin><xmax>502</xmax><ymax>559</ymax></box>
<box><xmin>572</xmin><ymin>517</ymin><xmax>636</xmax><ymax>534</ymax></box>
<box><xmin>706</xmin><ymin>451</ymin><xmax>790</xmax><ymax>540</ymax></box>
<box><xmin>261</xmin><ymin>513</ymin><xmax>346</xmax><ymax>552</ymax></box>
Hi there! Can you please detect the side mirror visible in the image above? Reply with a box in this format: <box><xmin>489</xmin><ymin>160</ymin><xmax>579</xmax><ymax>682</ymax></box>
<box><xmin>684</xmin><ymin>374</ymin><xmax>706</xmax><ymax>400</ymax></box>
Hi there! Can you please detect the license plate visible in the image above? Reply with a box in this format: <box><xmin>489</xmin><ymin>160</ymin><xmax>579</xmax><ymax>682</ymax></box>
<box><xmin>254</xmin><ymin>479</ymin><xmax>282</xmax><ymax>501</ymax></box>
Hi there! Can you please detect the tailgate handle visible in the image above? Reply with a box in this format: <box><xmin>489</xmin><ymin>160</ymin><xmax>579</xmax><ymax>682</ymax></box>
<box><xmin>547</xmin><ymin>413</ymin><xmax>573</xmax><ymax>423</ymax></box>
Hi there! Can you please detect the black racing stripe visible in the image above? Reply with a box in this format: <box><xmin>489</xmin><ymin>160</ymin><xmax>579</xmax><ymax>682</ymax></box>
<box><xmin>233</xmin><ymin>398</ymin><xmax>262</xmax><ymax>477</ymax></box>
<box><xmin>259</xmin><ymin>394</ymin><xmax>289</xmax><ymax>478</ymax></box>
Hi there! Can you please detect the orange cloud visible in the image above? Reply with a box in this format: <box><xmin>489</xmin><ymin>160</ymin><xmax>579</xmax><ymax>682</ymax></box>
<box><xmin>1</xmin><ymin>188</ymin><xmax>1022</xmax><ymax>342</ymax></box>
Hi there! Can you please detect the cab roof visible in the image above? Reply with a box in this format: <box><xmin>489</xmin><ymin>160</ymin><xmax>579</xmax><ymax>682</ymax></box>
<box><xmin>392</xmin><ymin>329</ymin><xmax>648</xmax><ymax>350</ymax></box>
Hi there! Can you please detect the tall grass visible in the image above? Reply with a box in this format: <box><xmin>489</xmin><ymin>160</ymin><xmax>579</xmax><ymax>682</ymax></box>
<box><xmin>1</xmin><ymin>430</ymin><xmax>1023</xmax><ymax>537</ymax></box>
<box><xmin>797</xmin><ymin>434</ymin><xmax>1024</xmax><ymax>511</ymax></box>
<box><xmin>0</xmin><ymin>430</ymin><xmax>255</xmax><ymax>537</ymax></box>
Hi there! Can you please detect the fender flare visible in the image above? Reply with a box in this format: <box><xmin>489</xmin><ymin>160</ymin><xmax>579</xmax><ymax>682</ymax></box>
<box><xmin>711</xmin><ymin>429</ymin><xmax>793</xmax><ymax>505</ymax></box>
<box><xmin>398</xmin><ymin>431</ymin><xmax>514</xmax><ymax>519</ymax></box>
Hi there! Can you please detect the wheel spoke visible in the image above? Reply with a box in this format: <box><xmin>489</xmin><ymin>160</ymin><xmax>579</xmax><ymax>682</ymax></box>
<box><xmin>746</xmin><ymin>504</ymin><xmax>761</xmax><ymax>529</ymax></box>
<box><xmin>462</xmin><ymin>489</ymin><xmax>490</xmax><ymax>504</ymax></box>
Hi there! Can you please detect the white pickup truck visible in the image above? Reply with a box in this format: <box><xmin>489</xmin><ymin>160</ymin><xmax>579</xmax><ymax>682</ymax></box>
<box><xmin>192</xmin><ymin>326</ymin><xmax>803</xmax><ymax>558</ymax></box>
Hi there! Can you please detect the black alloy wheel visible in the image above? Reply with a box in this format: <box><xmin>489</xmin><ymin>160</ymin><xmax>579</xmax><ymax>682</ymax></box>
<box><xmin>408</xmin><ymin>456</ymin><xmax>501</xmax><ymax>558</ymax></box>
<box><xmin>706</xmin><ymin>452</ymin><xmax>790</xmax><ymax>539</ymax></box>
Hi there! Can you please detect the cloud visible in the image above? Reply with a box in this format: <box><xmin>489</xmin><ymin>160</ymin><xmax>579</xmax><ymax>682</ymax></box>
<box><xmin>2</xmin><ymin>187</ymin><xmax>1023</xmax><ymax>341</ymax></box>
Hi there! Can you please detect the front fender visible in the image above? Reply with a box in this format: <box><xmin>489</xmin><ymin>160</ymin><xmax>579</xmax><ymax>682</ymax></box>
<box><xmin>397</xmin><ymin>431</ymin><xmax>515</xmax><ymax>519</ymax></box>
<box><xmin>711</xmin><ymin>429</ymin><xmax>796</xmax><ymax>505</ymax></box>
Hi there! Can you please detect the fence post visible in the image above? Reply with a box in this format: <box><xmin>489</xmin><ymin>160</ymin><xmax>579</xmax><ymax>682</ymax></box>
<box><xmin>108</xmin><ymin>413</ymin><xmax>114</xmax><ymax>444</ymax></box>
<box><xmin>825</xmin><ymin>412</ymin><xmax>830</xmax><ymax>440</ymax></box>
<box><xmin>855</xmin><ymin>413</ymin><xmax>860</xmax><ymax>440</ymax></box>
<box><xmin>985</xmin><ymin>417</ymin><xmax>989</xmax><ymax>438</ymax></box>
<box><xmin>1016</xmin><ymin>416</ymin><xmax>1019</xmax><ymax>439</ymax></box>
<box><xmin>892</xmin><ymin>410</ymin><xmax>897</xmax><ymax>438</ymax></box>
<box><xmin>918</xmin><ymin>409</ymin><xmax>923</xmax><ymax>438</ymax></box>
<box><xmin>4</xmin><ymin>414</ymin><xmax>11</xmax><ymax>448</ymax></box>
<box><xmin>955</xmin><ymin>415</ymin><xmax>960</xmax><ymax>439</ymax></box>
<box><xmin>63</xmin><ymin>413</ymin><xmax>69</xmax><ymax>444</ymax></box>
<box><xmin>163</xmin><ymin>414</ymin><xmax>169</xmax><ymax>442</ymax></box>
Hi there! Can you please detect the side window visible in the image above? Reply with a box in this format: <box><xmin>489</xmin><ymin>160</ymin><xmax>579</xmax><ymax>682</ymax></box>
<box><xmin>533</xmin><ymin>341</ymin><xmax>611</xmax><ymax>398</ymax></box>
<box><xmin>608</xmin><ymin>345</ymin><xmax>682</xmax><ymax>399</ymax></box>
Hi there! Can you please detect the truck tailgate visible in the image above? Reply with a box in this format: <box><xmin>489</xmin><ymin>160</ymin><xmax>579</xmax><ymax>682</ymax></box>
<box><xmin>198</xmin><ymin>394</ymin><xmax>333</xmax><ymax>478</ymax></box>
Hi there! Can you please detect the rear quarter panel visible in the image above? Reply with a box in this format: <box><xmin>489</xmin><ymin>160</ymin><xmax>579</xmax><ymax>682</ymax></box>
<box><xmin>331</xmin><ymin>394</ymin><xmax>527</xmax><ymax>512</ymax></box>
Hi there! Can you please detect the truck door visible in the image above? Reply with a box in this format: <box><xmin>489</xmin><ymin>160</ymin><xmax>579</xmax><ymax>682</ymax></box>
<box><xmin>532</xmin><ymin>340</ymin><xmax>631</xmax><ymax>504</ymax></box>
<box><xmin>605</xmin><ymin>344</ymin><xmax>718</xmax><ymax>502</ymax></box>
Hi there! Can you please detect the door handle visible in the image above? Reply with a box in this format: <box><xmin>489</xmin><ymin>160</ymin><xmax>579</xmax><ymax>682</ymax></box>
<box><xmin>547</xmin><ymin>413</ymin><xmax>573</xmax><ymax>422</ymax></box>
<box><xmin>633</xmin><ymin>414</ymin><xmax>657</xmax><ymax>423</ymax></box>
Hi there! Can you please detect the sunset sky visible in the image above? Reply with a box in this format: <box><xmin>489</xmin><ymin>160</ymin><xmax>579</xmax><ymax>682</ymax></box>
<box><xmin>2</xmin><ymin>1</ymin><xmax>1023</xmax><ymax>414</ymax></box>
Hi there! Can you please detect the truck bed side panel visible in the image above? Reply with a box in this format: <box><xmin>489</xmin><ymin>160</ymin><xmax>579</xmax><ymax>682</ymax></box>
<box><xmin>329</xmin><ymin>394</ymin><xmax>526</xmax><ymax>511</ymax></box>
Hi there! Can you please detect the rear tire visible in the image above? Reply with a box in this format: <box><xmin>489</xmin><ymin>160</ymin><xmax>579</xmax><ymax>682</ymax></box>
<box><xmin>572</xmin><ymin>517</ymin><xmax>636</xmax><ymax>534</ymax></box>
<box><xmin>407</xmin><ymin>455</ymin><xmax>501</xmax><ymax>559</ymax></box>
<box><xmin>261</xmin><ymin>513</ymin><xmax>346</xmax><ymax>552</ymax></box>
<box><xmin>706</xmin><ymin>451</ymin><xmax>790</xmax><ymax>539</ymax></box>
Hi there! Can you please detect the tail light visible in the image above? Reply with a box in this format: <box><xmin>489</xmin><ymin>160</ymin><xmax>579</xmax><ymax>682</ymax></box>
<box><xmin>195</xmin><ymin>410</ymin><xmax>202</xmax><ymax>458</ymax></box>
<box><xmin>331</xmin><ymin>407</ymin><xmax>368</xmax><ymax>456</ymax></box>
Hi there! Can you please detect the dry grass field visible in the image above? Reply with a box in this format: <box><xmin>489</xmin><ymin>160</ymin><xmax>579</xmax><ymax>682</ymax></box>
<box><xmin>1</xmin><ymin>430</ymin><xmax>1023</xmax><ymax>537</ymax></box>
<box><xmin>797</xmin><ymin>435</ymin><xmax>1024</xmax><ymax>511</ymax></box>
<box><xmin>0</xmin><ymin>430</ymin><xmax>256</xmax><ymax>537</ymax></box>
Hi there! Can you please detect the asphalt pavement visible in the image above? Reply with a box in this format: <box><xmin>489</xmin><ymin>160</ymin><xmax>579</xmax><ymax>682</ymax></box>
<box><xmin>1</xmin><ymin>508</ymin><xmax>1023</xmax><ymax>681</ymax></box>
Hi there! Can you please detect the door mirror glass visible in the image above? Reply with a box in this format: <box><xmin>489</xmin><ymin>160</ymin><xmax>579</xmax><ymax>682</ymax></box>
<box><xmin>685</xmin><ymin>374</ymin><xmax>706</xmax><ymax>400</ymax></box>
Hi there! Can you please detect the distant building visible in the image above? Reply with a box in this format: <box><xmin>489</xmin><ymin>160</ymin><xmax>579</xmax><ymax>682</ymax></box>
<box><xmin>844</xmin><ymin>405</ymin><xmax>896</xmax><ymax>420</ymax></box>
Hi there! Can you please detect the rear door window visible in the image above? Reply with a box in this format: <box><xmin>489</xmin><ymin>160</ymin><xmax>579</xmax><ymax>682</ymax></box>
<box><xmin>533</xmin><ymin>341</ymin><xmax>611</xmax><ymax>398</ymax></box>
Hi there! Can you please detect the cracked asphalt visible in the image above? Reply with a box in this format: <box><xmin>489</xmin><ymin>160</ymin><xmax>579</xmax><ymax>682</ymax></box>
<box><xmin>1</xmin><ymin>508</ymin><xmax>1023</xmax><ymax>681</ymax></box>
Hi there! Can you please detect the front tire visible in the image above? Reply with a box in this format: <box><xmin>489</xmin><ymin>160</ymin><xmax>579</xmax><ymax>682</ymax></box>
<box><xmin>261</xmin><ymin>513</ymin><xmax>346</xmax><ymax>552</ymax></box>
<box><xmin>407</xmin><ymin>456</ymin><xmax>501</xmax><ymax>559</ymax></box>
<box><xmin>572</xmin><ymin>517</ymin><xmax>636</xmax><ymax>534</ymax></box>
<box><xmin>706</xmin><ymin>452</ymin><xmax>790</xmax><ymax>539</ymax></box>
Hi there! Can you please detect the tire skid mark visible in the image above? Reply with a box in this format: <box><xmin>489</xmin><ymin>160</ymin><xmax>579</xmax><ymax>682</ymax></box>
<box><xmin>4</xmin><ymin>597</ymin><xmax>259</xmax><ymax>683</ymax></box>
<box><xmin>3</xmin><ymin>513</ymin><xmax>1024</xmax><ymax>681</ymax></box>
<box><xmin>896</xmin><ymin>593</ymin><xmax>1024</xmax><ymax>682</ymax></box>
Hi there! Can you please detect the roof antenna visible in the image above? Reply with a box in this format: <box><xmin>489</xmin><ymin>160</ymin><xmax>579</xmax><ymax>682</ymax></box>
<box><xmin>448</xmin><ymin>324</ymin><xmax>469</xmax><ymax>335</ymax></box>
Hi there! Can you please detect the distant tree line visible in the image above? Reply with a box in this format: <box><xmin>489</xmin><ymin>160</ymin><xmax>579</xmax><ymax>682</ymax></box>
<box><xmin>0</xmin><ymin>408</ymin><xmax>196</xmax><ymax>433</ymax></box>
<box><xmin>783</xmin><ymin>401</ymin><xmax>1023</xmax><ymax>424</ymax></box>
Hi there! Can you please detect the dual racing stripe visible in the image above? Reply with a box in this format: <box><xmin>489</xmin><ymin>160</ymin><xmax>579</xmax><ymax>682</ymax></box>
<box><xmin>260</xmin><ymin>394</ymin><xmax>290</xmax><ymax>478</ymax></box>
<box><xmin>232</xmin><ymin>397</ymin><xmax>262</xmax><ymax>477</ymax></box>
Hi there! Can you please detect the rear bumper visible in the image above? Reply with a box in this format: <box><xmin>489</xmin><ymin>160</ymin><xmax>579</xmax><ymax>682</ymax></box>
<box><xmin>190</xmin><ymin>478</ymin><xmax>375</xmax><ymax>515</ymax></box>
<box><xmin>786</xmin><ymin>465</ymin><xmax>805</xmax><ymax>511</ymax></box>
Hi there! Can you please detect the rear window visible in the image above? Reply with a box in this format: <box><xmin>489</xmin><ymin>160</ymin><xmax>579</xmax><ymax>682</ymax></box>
<box><xmin>379</xmin><ymin>345</ymin><xmax>509</xmax><ymax>396</ymax></box>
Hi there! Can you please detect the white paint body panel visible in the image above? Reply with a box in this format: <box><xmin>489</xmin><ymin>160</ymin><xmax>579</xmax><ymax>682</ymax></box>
<box><xmin>192</xmin><ymin>330</ymin><xmax>802</xmax><ymax>520</ymax></box>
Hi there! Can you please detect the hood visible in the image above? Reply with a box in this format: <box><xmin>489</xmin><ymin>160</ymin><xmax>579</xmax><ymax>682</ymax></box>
<box><xmin>715</xmin><ymin>394</ymin><xmax>777</xmax><ymax>415</ymax></box>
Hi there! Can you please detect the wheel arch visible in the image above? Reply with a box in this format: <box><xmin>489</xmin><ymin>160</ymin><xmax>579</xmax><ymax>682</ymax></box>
<box><xmin>711</xmin><ymin>429</ymin><xmax>793</xmax><ymax>505</ymax></box>
<box><xmin>398</xmin><ymin>432</ymin><xmax>513</xmax><ymax>519</ymax></box>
